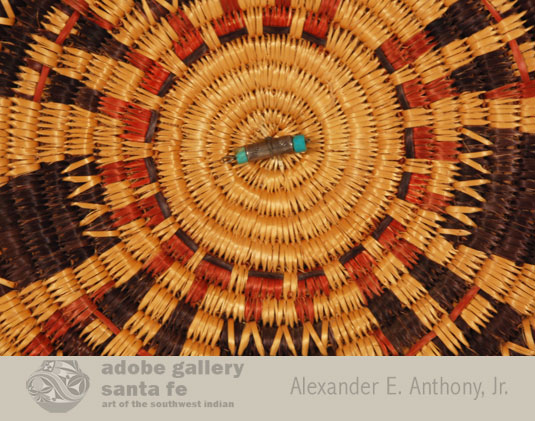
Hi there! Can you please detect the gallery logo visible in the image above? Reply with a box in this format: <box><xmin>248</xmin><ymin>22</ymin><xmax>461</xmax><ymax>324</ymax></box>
<box><xmin>26</xmin><ymin>360</ymin><xmax>90</xmax><ymax>413</ymax></box>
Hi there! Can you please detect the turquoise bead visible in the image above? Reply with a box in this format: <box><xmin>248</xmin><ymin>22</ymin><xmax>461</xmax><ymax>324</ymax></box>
<box><xmin>236</xmin><ymin>147</ymin><xmax>248</xmax><ymax>164</ymax></box>
<box><xmin>293</xmin><ymin>135</ymin><xmax>307</xmax><ymax>153</ymax></box>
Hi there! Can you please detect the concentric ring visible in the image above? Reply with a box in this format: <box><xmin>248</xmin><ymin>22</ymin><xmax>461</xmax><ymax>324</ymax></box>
<box><xmin>155</xmin><ymin>35</ymin><xmax>404</xmax><ymax>272</ymax></box>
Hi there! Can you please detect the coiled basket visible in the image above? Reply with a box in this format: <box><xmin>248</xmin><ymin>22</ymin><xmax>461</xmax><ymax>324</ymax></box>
<box><xmin>0</xmin><ymin>0</ymin><xmax>534</xmax><ymax>356</ymax></box>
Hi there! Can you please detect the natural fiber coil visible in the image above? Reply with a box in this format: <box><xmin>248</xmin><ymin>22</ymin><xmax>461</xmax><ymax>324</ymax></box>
<box><xmin>0</xmin><ymin>0</ymin><xmax>534</xmax><ymax>356</ymax></box>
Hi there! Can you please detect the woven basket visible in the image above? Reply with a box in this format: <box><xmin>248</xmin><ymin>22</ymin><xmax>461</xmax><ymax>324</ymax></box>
<box><xmin>0</xmin><ymin>0</ymin><xmax>534</xmax><ymax>356</ymax></box>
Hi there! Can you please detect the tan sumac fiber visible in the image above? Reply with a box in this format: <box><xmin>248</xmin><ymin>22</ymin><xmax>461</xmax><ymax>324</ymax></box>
<box><xmin>0</xmin><ymin>0</ymin><xmax>533</xmax><ymax>356</ymax></box>
<box><xmin>157</xmin><ymin>36</ymin><xmax>403</xmax><ymax>272</ymax></box>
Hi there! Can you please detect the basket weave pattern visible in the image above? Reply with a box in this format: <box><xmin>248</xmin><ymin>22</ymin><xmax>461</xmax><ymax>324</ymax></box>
<box><xmin>0</xmin><ymin>0</ymin><xmax>534</xmax><ymax>355</ymax></box>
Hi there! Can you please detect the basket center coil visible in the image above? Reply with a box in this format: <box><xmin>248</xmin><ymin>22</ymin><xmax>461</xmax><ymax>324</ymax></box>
<box><xmin>156</xmin><ymin>36</ymin><xmax>404</xmax><ymax>273</ymax></box>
